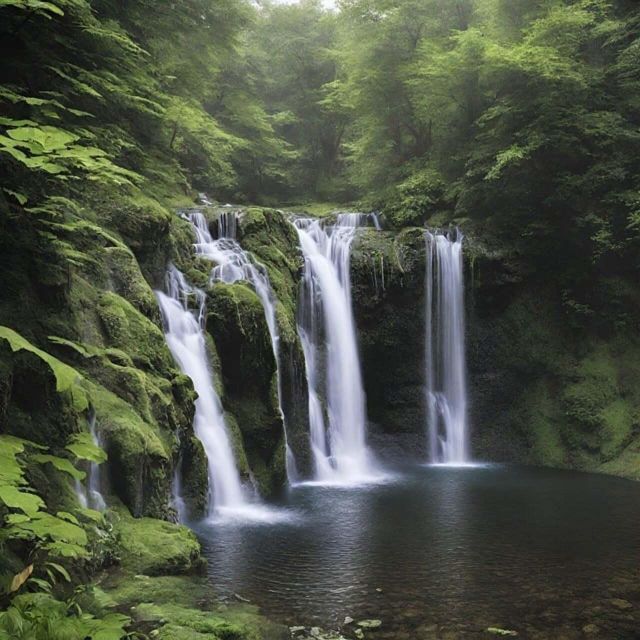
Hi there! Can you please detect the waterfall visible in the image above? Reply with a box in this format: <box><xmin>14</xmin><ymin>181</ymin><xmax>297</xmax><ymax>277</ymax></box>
<box><xmin>156</xmin><ymin>266</ymin><xmax>246</xmax><ymax>515</ymax></box>
<box><xmin>425</xmin><ymin>229</ymin><xmax>470</xmax><ymax>464</ymax></box>
<box><xmin>172</xmin><ymin>462</ymin><xmax>187</xmax><ymax>523</ymax></box>
<box><xmin>74</xmin><ymin>413</ymin><xmax>106</xmax><ymax>511</ymax></box>
<box><xmin>186</xmin><ymin>210</ymin><xmax>299</xmax><ymax>482</ymax></box>
<box><xmin>294</xmin><ymin>214</ymin><xmax>377</xmax><ymax>481</ymax></box>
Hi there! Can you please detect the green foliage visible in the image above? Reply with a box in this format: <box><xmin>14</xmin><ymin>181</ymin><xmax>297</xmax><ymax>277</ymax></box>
<box><xmin>66</xmin><ymin>432</ymin><xmax>108</xmax><ymax>464</ymax></box>
<box><xmin>382</xmin><ymin>168</ymin><xmax>448</xmax><ymax>228</ymax></box>
<box><xmin>0</xmin><ymin>592</ymin><xmax>129</xmax><ymax>640</ymax></box>
<box><xmin>0</xmin><ymin>434</ymin><xmax>93</xmax><ymax>561</ymax></box>
<box><xmin>0</xmin><ymin>327</ymin><xmax>89</xmax><ymax>412</ymax></box>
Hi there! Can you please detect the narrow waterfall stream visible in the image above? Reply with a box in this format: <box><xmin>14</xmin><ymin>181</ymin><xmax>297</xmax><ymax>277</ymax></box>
<box><xmin>156</xmin><ymin>266</ymin><xmax>247</xmax><ymax>516</ymax></box>
<box><xmin>75</xmin><ymin>412</ymin><xmax>107</xmax><ymax>511</ymax></box>
<box><xmin>187</xmin><ymin>210</ymin><xmax>299</xmax><ymax>481</ymax></box>
<box><xmin>425</xmin><ymin>229</ymin><xmax>470</xmax><ymax>464</ymax></box>
<box><xmin>293</xmin><ymin>214</ymin><xmax>377</xmax><ymax>482</ymax></box>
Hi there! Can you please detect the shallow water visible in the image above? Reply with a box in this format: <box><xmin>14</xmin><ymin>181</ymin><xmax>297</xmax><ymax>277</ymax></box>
<box><xmin>194</xmin><ymin>465</ymin><xmax>640</xmax><ymax>638</ymax></box>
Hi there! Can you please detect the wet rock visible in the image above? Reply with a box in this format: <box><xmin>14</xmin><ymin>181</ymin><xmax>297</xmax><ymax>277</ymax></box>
<box><xmin>354</xmin><ymin>630</ymin><xmax>364</xmax><ymax>640</ymax></box>
<box><xmin>582</xmin><ymin>624</ymin><xmax>600</xmax><ymax>635</ymax></box>
<box><xmin>343</xmin><ymin>617</ymin><xmax>354</xmax><ymax>625</ymax></box>
<box><xmin>487</xmin><ymin>628</ymin><xmax>518</xmax><ymax>637</ymax></box>
<box><xmin>233</xmin><ymin>592</ymin><xmax>251</xmax><ymax>603</ymax></box>
<box><xmin>357</xmin><ymin>619</ymin><xmax>382</xmax><ymax>630</ymax></box>
<box><xmin>290</xmin><ymin>627</ymin><xmax>348</xmax><ymax>640</ymax></box>
<box><xmin>610</xmin><ymin>599</ymin><xmax>633</xmax><ymax>610</ymax></box>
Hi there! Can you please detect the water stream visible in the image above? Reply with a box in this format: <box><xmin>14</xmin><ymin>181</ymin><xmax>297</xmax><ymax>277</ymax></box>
<box><xmin>293</xmin><ymin>214</ymin><xmax>378</xmax><ymax>482</ymax></box>
<box><xmin>74</xmin><ymin>412</ymin><xmax>107</xmax><ymax>511</ymax></box>
<box><xmin>187</xmin><ymin>210</ymin><xmax>299</xmax><ymax>481</ymax></box>
<box><xmin>425</xmin><ymin>229</ymin><xmax>470</xmax><ymax>464</ymax></box>
<box><xmin>156</xmin><ymin>266</ymin><xmax>246</xmax><ymax>516</ymax></box>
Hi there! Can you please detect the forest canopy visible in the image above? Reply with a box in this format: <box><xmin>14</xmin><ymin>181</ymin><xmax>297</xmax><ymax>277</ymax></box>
<box><xmin>1</xmin><ymin>0</ymin><xmax>640</xmax><ymax>321</ymax></box>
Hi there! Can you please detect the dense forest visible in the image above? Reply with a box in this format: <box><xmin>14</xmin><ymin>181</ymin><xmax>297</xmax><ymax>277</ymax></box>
<box><xmin>2</xmin><ymin>0</ymin><xmax>640</xmax><ymax>638</ymax></box>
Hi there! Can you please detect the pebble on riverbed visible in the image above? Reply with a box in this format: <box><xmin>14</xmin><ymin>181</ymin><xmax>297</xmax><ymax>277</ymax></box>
<box><xmin>610</xmin><ymin>598</ymin><xmax>633</xmax><ymax>610</ymax></box>
<box><xmin>289</xmin><ymin>626</ymin><xmax>348</xmax><ymax>640</ymax></box>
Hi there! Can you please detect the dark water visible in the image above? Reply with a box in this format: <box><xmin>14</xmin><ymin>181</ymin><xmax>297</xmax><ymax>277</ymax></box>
<box><xmin>194</xmin><ymin>465</ymin><xmax>640</xmax><ymax>639</ymax></box>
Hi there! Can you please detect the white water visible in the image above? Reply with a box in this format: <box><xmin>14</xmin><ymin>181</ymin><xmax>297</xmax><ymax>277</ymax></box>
<box><xmin>74</xmin><ymin>413</ymin><xmax>107</xmax><ymax>511</ymax></box>
<box><xmin>156</xmin><ymin>266</ymin><xmax>246</xmax><ymax>515</ymax></box>
<box><xmin>425</xmin><ymin>229</ymin><xmax>470</xmax><ymax>464</ymax></box>
<box><xmin>172</xmin><ymin>464</ymin><xmax>187</xmax><ymax>522</ymax></box>
<box><xmin>187</xmin><ymin>210</ymin><xmax>299</xmax><ymax>482</ymax></box>
<box><xmin>294</xmin><ymin>214</ymin><xmax>378</xmax><ymax>482</ymax></box>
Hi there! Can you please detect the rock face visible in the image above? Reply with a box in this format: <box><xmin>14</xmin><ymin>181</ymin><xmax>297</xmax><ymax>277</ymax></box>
<box><xmin>350</xmin><ymin>223</ymin><xmax>640</xmax><ymax>479</ymax></box>
<box><xmin>0</xmin><ymin>198</ymin><xmax>310</xmax><ymax>522</ymax></box>
<box><xmin>350</xmin><ymin>228</ymin><xmax>428</xmax><ymax>455</ymax></box>
<box><xmin>0</xmin><ymin>200</ymin><xmax>196</xmax><ymax>519</ymax></box>
<box><xmin>2</xmin><ymin>195</ymin><xmax>639</xmax><ymax>531</ymax></box>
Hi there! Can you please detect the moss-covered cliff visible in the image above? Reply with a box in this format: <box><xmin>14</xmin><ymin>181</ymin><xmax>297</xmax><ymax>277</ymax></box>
<box><xmin>349</xmin><ymin>222</ymin><xmax>640</xmax><ymax>480</ymax></box>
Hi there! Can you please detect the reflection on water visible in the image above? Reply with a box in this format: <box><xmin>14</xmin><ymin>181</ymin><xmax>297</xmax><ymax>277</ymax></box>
<box><xmin>193</xmin><ymin>465</ymin><xmax>640</xmax><ymax>638</ymax></box>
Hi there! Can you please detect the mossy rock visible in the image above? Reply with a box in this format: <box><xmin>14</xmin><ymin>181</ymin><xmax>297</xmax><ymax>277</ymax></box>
<box><xmin>99</xmin><ymin>574</ymin><xmax>287</xmax><ymax>640</ymax></box>
<box><xmin>179</xmin><ymin>435</ymin><xmax>209</xmax><ymax>518</ymax></box>
<box><xmin>97</xmin><ymin>291</ymin><xmax>174</xmax><ymax>373</ymax></box>
<box><xmin>112</xmin><ymin>510</ymin><xmax>201</xmax><ymax>576</ymax></box>
<box><xmin>206</xmin><ymin>282</ymin><xmax>284</xmax><ymax>495</ymax></box>
<box><xmin>89</xmin><ymin>382</ymin><xmax>172</xmax><ymax>518</ymax></box>
<box><xmin>0</xmin><ymin>328</ymin><xmax>86</xmax><ymax>447</ymax></box>
<box><xmin>350</xmin><ymin>229</ymin><xmax>427</xmax><ymax>436</ymax></box>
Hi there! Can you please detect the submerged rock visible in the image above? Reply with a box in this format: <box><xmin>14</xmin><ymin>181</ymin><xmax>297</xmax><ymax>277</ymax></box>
<box><xmin>487</xmin><ymin>628</ymin><xmax>518</xmax><ymax>637</ymax></box>
<box><xmin>289</xmin><ymin>627</ymin><xmax>348</xmax><ymax>640</ymax></box>
<box><xmin>357</xmin><ymin>619</ymin><xmax>382</xmax><ymax>630</ymax></box>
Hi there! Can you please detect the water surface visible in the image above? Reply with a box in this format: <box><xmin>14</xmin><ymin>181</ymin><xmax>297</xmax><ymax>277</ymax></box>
<box><xmin>194</xmin><ymin>465</ymin><xmax>640</xmax><ymax>638</ymax></box>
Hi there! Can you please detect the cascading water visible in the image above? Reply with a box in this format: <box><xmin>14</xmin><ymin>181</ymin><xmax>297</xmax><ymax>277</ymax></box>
<box><xmin>294</xmin><ymin>213</ymin><xmax>377</xmax><ymax>481</ymax></box>
<box><xmin>156</xmin><ymin>266</ymin><xmax>246</xmax><ymax>515</ymax></box>
<box><xmin>187</xmin><ymin>210</ymin><xmax>299</xmax><ymax>481</ymax></box>
<box><xmin>74</xmin><ymin>413</ymin><xmax>106</xmax><ymax>511</ymax></box>
<box><xmin>425</xmin><ymin>229</ymin><xmax>470</xmax><ymax>464</ymax></box>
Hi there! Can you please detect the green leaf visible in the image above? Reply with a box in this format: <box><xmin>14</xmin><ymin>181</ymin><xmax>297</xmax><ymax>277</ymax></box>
<box><xmin>75</xmin><ymin>508</ymin><xmax>104</xmax><ymax>523</ymax></box>
<box><xmin>28</xmin><ymin>578</ymin><xmax>52</xmax><ymax>592</ymax></box>
<box><xmin>2</xmin><ymin>189</ymin><xmax>28</xmax><ymax>205</ymax></box>
<box><xmin>0</xmin><ymin>486</ymin><xmax>44</xmax><ymax>516</ymax></box>
<box><xmin>45</xmin><ymin>562</ymin><xmax>70</xmax><ymax>583</ymax></box>
<box><xmin>32</xmin><ymin>454</ymin><xmax>85</xmax><ymax>481</ymax></box>
<box><xmin>0</xmin><ymin>327</ymin><xmax>89</xmax><ymax>412</ymax></box>
<box><xmin>55</xmin><ymin>511</ymin><xmax>80</xmax><ymax>525</ymax></box>
<box><xmin>66</xmin><ymin>432</ymin><xmax>107</xmax><ymax>464</ymax></box>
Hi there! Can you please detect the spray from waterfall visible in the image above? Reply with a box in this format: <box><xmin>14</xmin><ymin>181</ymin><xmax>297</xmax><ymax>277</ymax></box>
<box><xmin>156</xmin><ymin>266</ymin><xmax>246</xmax><ymax>516</ymax></box>
<box><xmin>425</xmin><ymin>229</ymin><xmax>470</xmax><ymax>464</ymax></box>
<box><xmin>294</xmin><ymin>213</ymin><xmax>378</xmax><ymax>482</ymax></box>
<box><xmin>187</xmin><ymin>210</ymin><xmax>299</xmax><ymax>482</ymax></box>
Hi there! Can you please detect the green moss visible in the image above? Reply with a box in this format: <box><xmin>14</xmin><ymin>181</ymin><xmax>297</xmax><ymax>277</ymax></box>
<box><xmin>101</xmin><ymin>574</ymin><xmax>208</xmax><ymax>610</ymax></box>
<box><xmin>0</xmin><ymin>334</ymin><xmax>84</xmax><ymax>449</ymax></box>
<box><xmin>97</xmin><ymin>291</ymin><xmax>173</xmax><ymax>372</ymax></box>
<box><xmin>563</xmin><ymin>346</ymin><xmax>618</xmax><ymax>428</ymax></box>
<box><xmin>88</xmin><ymin>382</ymin><xmax>171</xmax><ymax>517</ymax></box>
<box><xmin>526</xmin><ymin>382</ymin><xmax>567</xmax><ymax>467</ymax></box>
<box><xmin>224</xmin><ymin>412</ymin><xmax>250</xmax><ymax>478</ymax></box>
<box><xmin>112</xmin><ymin>509</ymin><xmax>201</xmax><ymax>576</ymax></box>
<box><xmin>99</xmin><ymin>567</ymin><xmax>286</xmax><ymax>640</ymax></box>
<box><xmin>180</xmin><ymin>435</ymin><xmax>208</xmax><ymax>518</ymax></box>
